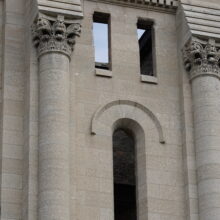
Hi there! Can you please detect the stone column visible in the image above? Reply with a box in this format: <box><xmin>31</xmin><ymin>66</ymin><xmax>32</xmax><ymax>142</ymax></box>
<box><xmin>32</xmin><ymin>15</ymin><xmax>81</xmax><ymax>220</ymax></box>
<box><xmin>183</xmin><ymin>39</ymin><xmax>220</xmax><ymax>220</ymax></box>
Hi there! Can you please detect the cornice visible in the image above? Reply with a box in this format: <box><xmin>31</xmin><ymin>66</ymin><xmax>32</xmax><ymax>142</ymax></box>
<box><xmin>37</xmin><ymin>0</ymin><xmax>83</xmax><ymax>19</ymax></box>
<box><xmin>180</xmin><ymin>0</ymin><xmax>220</xmax><ymax>42</ymax></box>
<box><xmin>86</xmin><ymin>0</ymin><xmax>178</xmax><ymax>14</ymax></box>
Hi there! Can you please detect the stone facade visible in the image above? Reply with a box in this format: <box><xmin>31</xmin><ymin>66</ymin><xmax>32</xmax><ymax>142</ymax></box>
<box><xmin>0</xmin><ymin>0</ymin><xmax>220</xmax><ymax>220</ymax></box>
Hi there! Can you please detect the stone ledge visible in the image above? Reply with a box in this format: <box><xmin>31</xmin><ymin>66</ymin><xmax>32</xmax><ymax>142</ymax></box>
<box><xmin>95</xmin><ymin>68</ymin><xmax>113</xmax><ymax>77</ymax></box>
<box><xmin>140</xmin><ymin>74</ymin><xmax>158</xmax><ymax>84</ymax></box>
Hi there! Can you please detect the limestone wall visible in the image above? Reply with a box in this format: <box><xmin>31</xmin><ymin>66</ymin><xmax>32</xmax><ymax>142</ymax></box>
<box><xmin>0</xmin><ymin>0</ymin><xmax>3</xmax><ymax>215</ymax></box>
<box><xmin>0</xmin><ymin>0</ymin><xmax>25</xmax><ymax>219</ymax></box>
<box><xmin>70</xmin><ymin>1</ymin><xmax>186</xmax><ymax>219</ymax></box>
<box><xmin>22</xmin><ymin>1</ymin><xmax>39</xmax><ymax>220</ymax></box>
<box><xmin>2</xmin><ymin>0</ymin><xmax>218</xmax><ymax>219</ymax></box>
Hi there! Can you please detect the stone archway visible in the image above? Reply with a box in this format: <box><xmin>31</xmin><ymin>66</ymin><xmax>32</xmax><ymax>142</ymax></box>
<box><xmin>90</xmin><ymin>100</ymin><xmax>165</xmax><ymax>220</ymax></box>
<box><xmin>91</xmin><ymin>99</ymin><xmax>165</xmax><ymax>144</ymax></box>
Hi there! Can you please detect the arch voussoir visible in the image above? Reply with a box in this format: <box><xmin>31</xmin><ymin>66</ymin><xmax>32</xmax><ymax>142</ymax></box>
<box><xmin>91</xmin><ymin>100</ymin><xmax>165</xmax><ymax>144</ymax></box>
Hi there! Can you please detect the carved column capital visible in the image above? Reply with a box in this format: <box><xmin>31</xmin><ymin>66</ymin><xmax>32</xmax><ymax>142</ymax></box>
<box><xmin>183</xmin><ymin>39</ymin><xmax>220</xmax><ymax>81</ymax></box>
<box><xmin>32</xmin><ymin>15</ymin><xmax>81</xmax><ymax>58</ymax></box>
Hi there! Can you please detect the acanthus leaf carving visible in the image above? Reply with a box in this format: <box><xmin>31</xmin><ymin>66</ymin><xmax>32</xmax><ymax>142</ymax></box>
<box><xmin>32</xmin><ymin>15</ymin><xmax>81</xmax><ymax>58</ymax></box>
<box><xmin>183</xmin><ymin>39</ymin><xmax>220</xmax><ymax>80</ymax></box>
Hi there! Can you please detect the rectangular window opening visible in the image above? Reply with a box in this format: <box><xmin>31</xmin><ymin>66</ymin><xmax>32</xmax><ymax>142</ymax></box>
<box><xmin>93</xmin><ymin>12</ymin><xmax>111</xmax><ymax>70</ymax></box>
<box><xmin>137</xmin><ymin>20</ymin><xmax>155</xmax><ymax>76</ymax></box>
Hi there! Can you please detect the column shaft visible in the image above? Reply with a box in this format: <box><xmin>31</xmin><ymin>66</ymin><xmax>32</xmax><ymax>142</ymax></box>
<box><xmin>183</xmin><ymin>39</ymin><xmax>220</xmax><ymax>220</ymax></box>
<box><xmin>192</xmin><ymin>75</ymin><xmax>220</xmax><ymax>220</ymax></box>
<box><xmin>39</xmin><ymin>53</ymin><xmax>70</xmax><ymax>220</ymax></box>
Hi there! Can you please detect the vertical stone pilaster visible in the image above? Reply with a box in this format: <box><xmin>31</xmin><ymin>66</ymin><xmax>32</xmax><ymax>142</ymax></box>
<box><xmin>32</xmin><ymin>15</ymin><xmax>81</xmax><ymax>220</ymax></box>
<box><xmin>183</xmin><ymin>38</ymin><xmax>220</xmax><ymax>220</ymax></box>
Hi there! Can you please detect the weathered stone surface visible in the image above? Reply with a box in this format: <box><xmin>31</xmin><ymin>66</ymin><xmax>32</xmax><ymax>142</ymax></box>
<box><xmin>37</xmin><ymin>0</ymin><xmax>83</xmax><ymax>19</ymax></box>
<box><xmin>180</xmin><ymin>0</ymin><xmax>220</xmax><ymax>40</ymax></box>
<box><xmin>183</xmin><ymin>38</ymin><xmax>220</xmax><ymax>220</ymax></box>
<box><xmin>1</xmin><ymin>0</ymin><xmax>220</xmax><ymax>220</ymax></box>
<box><xmin>32</xmin><ymin>15</ymin><xmax>81</xmax><ymax>58</ymax></box>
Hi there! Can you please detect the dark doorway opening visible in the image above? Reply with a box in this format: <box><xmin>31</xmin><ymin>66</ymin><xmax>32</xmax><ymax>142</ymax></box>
<box><xmin>113</xmin><ymin>129</ymin><xmax>137</xmax><ymax>220</ymax></box>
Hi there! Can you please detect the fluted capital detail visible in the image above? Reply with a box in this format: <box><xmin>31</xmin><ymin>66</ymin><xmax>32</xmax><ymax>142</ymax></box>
<box><xmin>32</xmin><ymin>15</ymin><xmax>81</xmax><ymax>58</ymax></box>
<box><xmin>183</xmin><ymin>39</ymin><xmax>220</xmax><ymax>81</ymax></box>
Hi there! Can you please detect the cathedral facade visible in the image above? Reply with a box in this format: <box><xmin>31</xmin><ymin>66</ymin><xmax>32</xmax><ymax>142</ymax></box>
<box><xmin>0</xmin><ymin>0</ymin><xmax>220</xmax><ymax>219</ymax></box>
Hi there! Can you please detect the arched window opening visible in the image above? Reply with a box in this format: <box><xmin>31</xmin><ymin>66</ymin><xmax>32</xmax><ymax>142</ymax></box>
<box><xmin>113</xmin><ymin>129</ymin><xmax>137</xmax><ymax>220</ymax></box>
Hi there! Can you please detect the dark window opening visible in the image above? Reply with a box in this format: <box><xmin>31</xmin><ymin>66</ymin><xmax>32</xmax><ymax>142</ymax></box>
<box><xmin>137</xmin><ymin>20</ymin><xmax>154</xmax><ymax>76</ymax></box>
<box><xmin>113</xmin><ymin>129</ymin><xmax>137</xmax><ymax>220</ymax></box>
<box><xmin>93</xmin><ymin>12</ymin><xmax>111</xmax><ymax>70</ymax></box>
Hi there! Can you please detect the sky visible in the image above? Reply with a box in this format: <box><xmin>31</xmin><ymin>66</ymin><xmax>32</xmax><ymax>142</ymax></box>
<box><xmin>93</xmin><ymin>22</ymin><xmax>109</xmax><ymax>63</ymax></box>
<box><xmin>93</xmin><ymin>23</ymin><xmax>145</xmax><ymax>63</ymax></box>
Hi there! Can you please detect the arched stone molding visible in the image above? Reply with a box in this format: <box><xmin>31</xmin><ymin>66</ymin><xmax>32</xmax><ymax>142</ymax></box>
<box><xmin>91</xmin><ymin>99</ymin><xmax>165</xmax><ymax>144</ymax></box>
